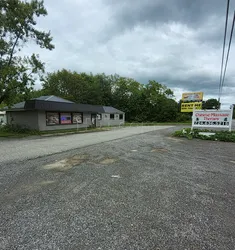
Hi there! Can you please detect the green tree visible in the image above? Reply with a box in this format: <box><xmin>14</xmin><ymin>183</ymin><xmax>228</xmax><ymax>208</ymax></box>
<box><xmin>42</xmin><ymin>69</ymin><xmax>178</xmax><ymax>122</ymax></box>
<box><xmin>13</xmin><ymin>88</ymin><xmax>46</xmax><ymax>103</ymax></box>
<box><xmin>42</xmin><ymin>69</ymin><xmax>73</xmax><ymax>98</ymax></box>
<box><xmin>203</xmin><ymin>99</ymin><xmax>220</xmax><ymax>109</ymax></box>
<box><xmin>0</xmin><ymin>0</ymin><xmax>54</xmax><ymax>105</ymax></box>
<box><xmin>141</xmin><ymin>80</ymin><xmax>177</xmax><ymax>122</ymax></box>
<box><xmin>110</xmin><ymin>75</ymin><xmax>144</xmax><ymax>121</ymax></box>
<box><xmin>43</xmin><ymin>70</ymin><xmax>113</xmax><ymax>105</ymax></box>
<box><xmin>93</xmin><ymin>73</ymin><xmax>112</xmax><ymax>106</ymax></box>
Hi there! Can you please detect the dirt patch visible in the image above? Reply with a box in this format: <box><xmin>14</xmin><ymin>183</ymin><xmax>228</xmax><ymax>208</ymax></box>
<box><xmin>6</xmin><ymin>180</ymin><xmax>55</xmax><ymax>198</ymax></box>
<box><xmin>100</xmin><ymin>158</ymin><xmax>117</xmax><ymax>165</ymax></box>
<box><xmin>151</xmin><ymin>148</ymin><xmax>168</xmax><ymax>153</ymax></box>
<box><xmin>168</xmin><ymin>137</ymin><xmax>184</xmax><ymax>142</ymax></box>
<box><xmin>43</xmin><ymin>154</ymin><xmax>88</xmax><ymax>171</ymax></box>
<box><xmin>40</xmin><ymin>180</ymin><xmax>56</xmax><ymax>185</ymax></box>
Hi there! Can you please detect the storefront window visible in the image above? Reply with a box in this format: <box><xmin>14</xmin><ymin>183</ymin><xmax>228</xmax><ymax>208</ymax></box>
<box><xmin>72</xmin><ymin>113</ymin><xmax>83</xmax><ymax>124</ymax></box>
<box><xmin>46</xmin><ymin>112</ymin><xmax>60</xmax><ymax>125</ymax></box>
<box><xmin>60</xmin><ymin>113</ymin><xmax>72</xmax><ymax>124</ymax></box>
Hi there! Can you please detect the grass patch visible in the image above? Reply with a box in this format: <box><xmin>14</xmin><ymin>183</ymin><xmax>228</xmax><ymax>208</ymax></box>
<box><xmin>0</xmin><ymin>131</ymin><xmax>29</xmax><ymax>138</ymax></box>
<box><xmin>173</xmin><ymin>128</ymin><xmax>235</xmax><ymax>142</ymax></box>
<box><xmin>0</xmin><ymin>124</ymin><xmax>40</xmax><ymax>138</ymax></box>
<box><xmin>40</xmin><ymin>127</ymin><xmax>109</xmax><ymax>136</ymax></box>
<box><xmin>0</xmin><ymin>124</ymin><xmax>110</xmax><ymax>138</ymax></box>
<box><xmin>125</xmin><ymin>121</ymin><xmax>191</xmax><ymax>126</ymax></box>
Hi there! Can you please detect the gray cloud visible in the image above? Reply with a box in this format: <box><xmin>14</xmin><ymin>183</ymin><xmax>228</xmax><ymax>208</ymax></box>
<box><xmin>115</xmin><ymin>0</ymin><xmax>227</xmax><ymax>24</ymax></box>
<box><xmin>103</xmin><ymin>0</ymin><xmax>230</xmax><ymax>34</ymax></box>
<box><xmin>22</xmin><ymin>0</ymin><xmax>235</xmax><ymax>107</ymax></box>
<box><xmin>101</xmin><ymin>0</ymin><xmax>235</xmax><ymax>54</ymax></box>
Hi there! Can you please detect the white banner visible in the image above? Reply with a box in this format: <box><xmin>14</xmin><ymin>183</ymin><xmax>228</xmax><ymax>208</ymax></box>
<box><xmin>192</xmin><ymin>109</ymin><xmax>233</xmax><ymax>131</ymax></box>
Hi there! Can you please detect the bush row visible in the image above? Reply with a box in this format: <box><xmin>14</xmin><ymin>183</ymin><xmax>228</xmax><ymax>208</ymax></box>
<box><xmin>173</xmin><ymin>128</ymin><xmax>235</xmax><ymax>142</ymax></box>
<box><xmin>0</xmin><ymin>124</ymin><xmax>40</xmax><ymax>135</ymax></box>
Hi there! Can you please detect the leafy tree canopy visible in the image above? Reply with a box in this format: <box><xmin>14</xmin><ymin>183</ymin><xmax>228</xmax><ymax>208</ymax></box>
<box><xmin>203</xmin><ymin>98</ymin><xmax>220</xmax><ymax>109</ymax></box>
<box><xmin>42</xmin><ymin>70</ymin><xmax>178</xmax><ymax>122</ymax></box>
<box><xmin>0</xmin><ymin>0</ymin><xmax>54</xmax><ymax>105</ymax></box>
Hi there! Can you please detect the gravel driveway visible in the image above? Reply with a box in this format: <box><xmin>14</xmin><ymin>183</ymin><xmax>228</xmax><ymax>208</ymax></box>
<box><xmin>0</xmin><ymin>126</ymin><xmax>235</xmax><ymax>250</ymax></box>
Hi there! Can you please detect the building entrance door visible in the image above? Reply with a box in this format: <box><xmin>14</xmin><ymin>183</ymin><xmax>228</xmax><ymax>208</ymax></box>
<box><xmin>91</xmin><ymin>114</ymin><xmax>96</xmax><ymax>127</ymax></box>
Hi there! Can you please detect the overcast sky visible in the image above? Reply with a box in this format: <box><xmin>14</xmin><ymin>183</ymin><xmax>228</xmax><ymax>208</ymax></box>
<box><xmin>27</xmin><ymin>0</ymin><xmax>235</xmax><ymax>107</ymax></box>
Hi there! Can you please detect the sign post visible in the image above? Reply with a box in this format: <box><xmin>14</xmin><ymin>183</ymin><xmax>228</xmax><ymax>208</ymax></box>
<box><xmin>229</xmin><ymin>105</ymin><xmax>234</xmax><ymax>132</ymax></box>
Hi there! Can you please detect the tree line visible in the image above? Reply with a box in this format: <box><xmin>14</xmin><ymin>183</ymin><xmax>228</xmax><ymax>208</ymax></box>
<box><xmin>9</xmin><ymin>69</ymin><xmax>222</xmax><ymax>122</ymax></box>
<box><xmin>13</xmin><ymin>69</ymin><xmax>182</xmax><ymax>122</ymax></box>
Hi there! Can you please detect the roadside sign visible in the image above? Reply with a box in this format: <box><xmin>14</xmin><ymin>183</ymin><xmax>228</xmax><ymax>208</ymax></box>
<box><xmin>192</xmin><ymin>109</ymin><xmax>233</xmax><ymax>131</ymax></box>
<box><xmin>181</xmin><ymin>102</ymin><xmax>202</xmax><ymax>112</ymax></box>
<box><xmin>182</xmin><ymin>92</ymin><xmax>203</xmax><ymax>102</ymax></box>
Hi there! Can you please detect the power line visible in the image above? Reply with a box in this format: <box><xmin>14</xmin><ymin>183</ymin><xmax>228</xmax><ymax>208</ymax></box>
<box><xmin>221</xmin><ymin>10</ymin><xmax>235</xmax><ymax>95</ymax></box>
<box><xmin>218</xmin><ymin>0</ymin><xmax>230</xmax><ymax>103</ymax></box>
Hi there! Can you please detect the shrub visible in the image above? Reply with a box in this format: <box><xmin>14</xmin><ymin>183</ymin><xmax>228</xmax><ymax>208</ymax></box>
<box><xmin>173</xmin><ymin>128</ymin><xmax>235</xmax><ymax>142</ymax></box>
<box><xmin>176</xmin><ymin>113</ymin><xmax>191</xmax><ymax>122</ymax></box>
<box><xmin>0</xmin><ymin>124</ymin><xmax>40</xmax><ymax>135</ymax></box>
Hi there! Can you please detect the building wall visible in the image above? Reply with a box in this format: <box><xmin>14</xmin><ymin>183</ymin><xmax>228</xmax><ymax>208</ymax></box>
<box><xmin>5</xmin><ymin>111</ymin><xmax>125</xmax><ymax>131</ymax></box>
<box><xmin>6</xmin><ymin>111</ymin><xmax>39</xmax><ymax>130</ymax></box>
<box><xmin>0</xmin><ymin>112</ymin><xmax>6</xmax><ymax>124</ymax></box>
<box><xmin>96</xmin><ymin>113</ymin><xmax>125</xmax><ymax>127</ymax></box>
<box><xmin>38</xmin><ymin>111</ymin><xmax>93</xmax><ymax>131</ymax></box>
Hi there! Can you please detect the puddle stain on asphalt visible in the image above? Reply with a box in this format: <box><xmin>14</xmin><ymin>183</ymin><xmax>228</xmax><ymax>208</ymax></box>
<box><xmin>168</xmin><ymin>137</ymin><xmax>184</xmax><ymax>142</ymax></box>
<box><xmin>40</xmin><ymin>180</ymin><xmax>55</xmax><ymax>185</ymax></box>
<box><xmin>100</xmin><ymin>158</ymin><xmax>117</xmax><ymax>165</ymax></box>
<box><xmin>43</xmin><ymin>154</ymin><xmax>118</xmax><ymax>171</ymax></box>
<box><xmin>5</xmin><ymin>180</ymin><xmax>55</xmax><ymax>197</ymax></box>
<box><xmin>43</xmin><ymin>154</ymin><xmax>89</xmax><ymax>171</ymax></box>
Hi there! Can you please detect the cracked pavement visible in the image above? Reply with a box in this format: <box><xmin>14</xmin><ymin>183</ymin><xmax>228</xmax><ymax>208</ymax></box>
<box><xmin>0</xmin><ymin>126</ymin><xmax>235</xmax><ymax>249</ymax></box>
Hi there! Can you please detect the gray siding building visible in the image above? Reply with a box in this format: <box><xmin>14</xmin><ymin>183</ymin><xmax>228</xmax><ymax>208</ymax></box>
<box><xmin>4</xmin><ymin>96</ymin><xmax>125</xmax><ymax>131</ymax></box>
<box><xmin>0</xmin><ymin>111</ymin><xmax>6</xmax><ymax>124</ymax></box>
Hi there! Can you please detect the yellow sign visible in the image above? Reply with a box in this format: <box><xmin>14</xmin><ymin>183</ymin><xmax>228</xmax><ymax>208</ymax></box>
<box><xmin>182</xmin><ymin>92</ymin><xmax>203</xmax><ymax>102</ymax></box>
<box><xmin>181</xmin><ymin>102</ymin><xmax>202</xmax><ymax>112</ymax></box>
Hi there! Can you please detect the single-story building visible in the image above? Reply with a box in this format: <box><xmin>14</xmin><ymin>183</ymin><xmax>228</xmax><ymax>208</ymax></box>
<box><xmin>2</xmin><ymin>96</ymin><xmax>125</xmax><ymax>131</ymax></box>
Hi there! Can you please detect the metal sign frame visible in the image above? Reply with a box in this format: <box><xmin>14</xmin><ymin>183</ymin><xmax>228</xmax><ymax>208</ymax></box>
<box><xmin>192</xmin><ymin>106</ymin><xmax>234</xmax><ymax>131</ymax></box>
<box><xmin>182</xmin><ymin>92</ymin><xmax>203</xmax><ymax>102</ymax></box>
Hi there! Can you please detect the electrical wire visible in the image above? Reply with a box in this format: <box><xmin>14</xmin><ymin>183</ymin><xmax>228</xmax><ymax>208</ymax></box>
<box><xmin>218</xmin><ymin>0</ymin><xmax>230</xmax><ymax>103</ymax></box>
<box><xmin>220</xmin><ymin>10</ymin><xmax>235</xmax><ymax>96</ymax></box>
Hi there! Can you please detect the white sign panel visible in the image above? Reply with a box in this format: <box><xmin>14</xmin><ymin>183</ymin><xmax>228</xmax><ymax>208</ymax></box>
<box><xmin>192</xmin><ymin>109</ymin><xmax>233</xmax><ymax>131</ymax></box>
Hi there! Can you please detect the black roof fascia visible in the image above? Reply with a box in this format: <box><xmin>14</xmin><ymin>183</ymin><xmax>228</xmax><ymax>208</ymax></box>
<box><xmin>24</xmin><ymin>100</ymin><xmax>104</xmax><ymax>113</ymax></box>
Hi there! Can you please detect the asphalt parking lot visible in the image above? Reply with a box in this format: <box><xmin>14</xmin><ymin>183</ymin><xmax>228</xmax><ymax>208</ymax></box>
<box><xmin>0</xmin><ymin>126</ymin><xmax>235</xmax><ymax>249</ymax></box>
<box><xmin>0</xmin><ymin>126</ymin><xmax>173</xmax><ymax>164</ymax></box>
